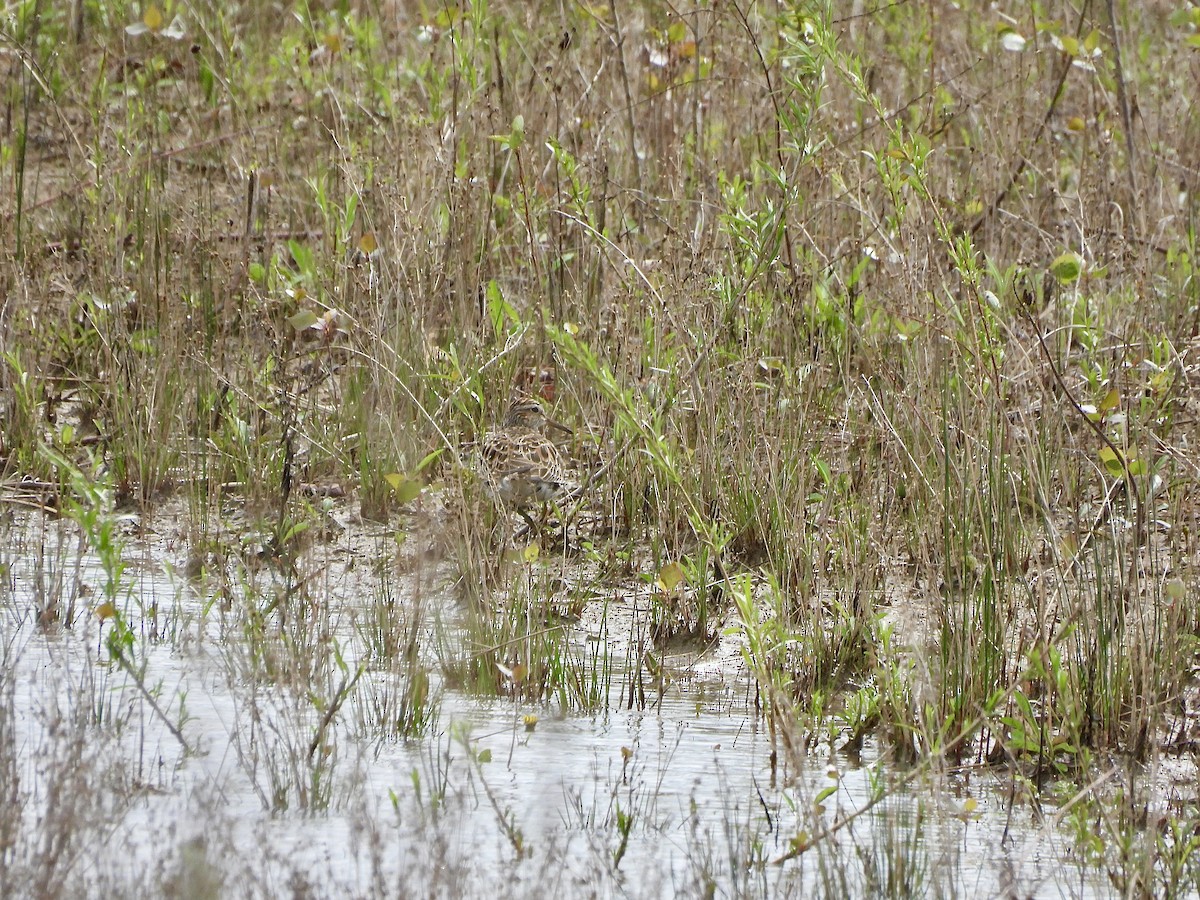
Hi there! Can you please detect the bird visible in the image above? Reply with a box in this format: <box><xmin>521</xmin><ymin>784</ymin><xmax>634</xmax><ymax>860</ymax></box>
<box><xmin>480</xmin><ymin>396</ymin><xmax>574</xmax><ymax>532</ymax></box>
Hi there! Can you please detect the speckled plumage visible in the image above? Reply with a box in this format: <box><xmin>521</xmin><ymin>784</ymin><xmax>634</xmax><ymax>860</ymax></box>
<box><xmin>480</xmin><ymin>398</ymin><xmax>573</xmax><ymax>513</ymax></box>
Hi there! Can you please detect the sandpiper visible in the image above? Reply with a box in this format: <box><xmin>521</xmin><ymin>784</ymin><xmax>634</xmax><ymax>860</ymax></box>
<box><xmin>480</xmin><ymin>396</ymin><xmax>573</xmax><ymax>531</ymax></box>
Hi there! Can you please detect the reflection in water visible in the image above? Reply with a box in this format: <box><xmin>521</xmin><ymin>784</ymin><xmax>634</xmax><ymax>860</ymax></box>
<box><xmin>1</xmin><ymin>516</ymin><xmax>1106</xmax><ymax>897</ymax></box>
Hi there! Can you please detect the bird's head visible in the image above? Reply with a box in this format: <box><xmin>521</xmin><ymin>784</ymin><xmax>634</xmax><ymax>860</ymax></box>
<box><xmin>503</xmin><ymin>396</ymin><xmax>571</xmax><ymax>435</ymax></box>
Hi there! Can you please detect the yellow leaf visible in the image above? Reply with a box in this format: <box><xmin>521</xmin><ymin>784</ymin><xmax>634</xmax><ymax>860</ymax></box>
<box><xmin>358</xmin><ymin>232</ymin><xmax>378</xmax><ymax>254</ymax></box>
<box><xmin>143</xmin><ymin>5</ymin><xmax>164</xmax><ymax>31</ymax></box>
<box><xmin>1059</xmin><ymin>534</ymin><xmax>1078</xmax><ymax>558</ymax></box>
<box><xmin>523</xmin><ymin>714</ymin><xmax>538</xmax><ymax>732</ymax></box>
<box><xmin>1149</xmin><ymin>369</ymin><xmax>1172</xmax><ymax>395</ymax></box>
<box><xmin>656</xmin><ymin>561</ymin><xmax>685</xmax><ymax>591</ymax></box>
<box><xmin>1098</xmin><ymin>387</ymin><xmax>1120</xmax><ymax>413</ymax></box>
<box><xmin>95</xmin><ymin>601</ymin><xmax>117</xmax><ymax>621</ymax></box>
<box><xmin>1066</xmin><ymin>116</ymin><xmax>1086</xmax><ymax>132</ymax></box>
<box><xmin>522</xmin><ymin>542</ymin><xmax>541</xmax><ymax>563</ymax></box>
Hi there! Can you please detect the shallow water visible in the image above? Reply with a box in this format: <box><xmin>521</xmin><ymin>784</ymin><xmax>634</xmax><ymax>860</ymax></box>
<box><xmin>1</xmin><ymin>508</ymin><xmax>1119</xmax><ymax>898</ymax></box>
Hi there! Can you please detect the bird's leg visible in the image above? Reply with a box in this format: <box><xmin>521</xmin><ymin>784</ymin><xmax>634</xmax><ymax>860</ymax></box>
<box><xmin>538</xmin><ymin>499</ymin><xmax>576</xmax><ymax>551</ymax></box>
<box><xmin>549</xmin><ymin>499</ymin><xmax>569</xmax><ymax>551</ymax></box>
<box><xmin>514</xmin><ymin>507</ymin><xmax>539</xmax><ymax>542</ymax></box>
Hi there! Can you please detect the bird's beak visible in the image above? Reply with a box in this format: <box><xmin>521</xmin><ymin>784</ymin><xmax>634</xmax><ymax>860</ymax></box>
<box><xmin>545</xmin><ymin>417</ymin><xmax>573</xmax><ymax>436</ymax></box>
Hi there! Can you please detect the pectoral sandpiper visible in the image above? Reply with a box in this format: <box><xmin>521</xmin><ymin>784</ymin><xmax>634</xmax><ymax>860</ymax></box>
<box><xmin>481</xmin><ymin>396</ymin><xmax>574</xmax><ymax>532</ymax></box>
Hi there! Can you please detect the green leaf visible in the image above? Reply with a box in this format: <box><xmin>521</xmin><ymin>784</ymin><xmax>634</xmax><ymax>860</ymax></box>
<box><xmin>199</xmin><ymin>64</ymin><xmax>215</xmax><ymax>102</ymax></box>
<box><xmin>128</xmin><ymin>328</ymin><xmax>157</xmax><ymax>353</ymax></box>
<box><xmin>811</xmin><ymin>454</ymin><xmax>832</xmax><ymax>486</ymax></box>
<box><xmin>287</xmin><ymin>309</ymin><xmax>319</xmax><ymax>332</ymax></box>
<box><xmin>385</xmin><ymin>473</ymin><xmax>423</xmax><ymax>504</ymax></box>
<box><xmin>1098</xmin><ymin>446</ymin><xmax>1124</xmax><ymax>477</ymax></box>
<box><xmin>486</xmin><ymin>281</ymin><xmax>519</xmax><ymax>337</ymax></box>
<box><xmin>288</xmin><ymin>239</ymin><xmax>314</xmax><ymax>275</ymax></box>
<box><xmin>281</xmin><ymin>520</ymin><xmax>310</xmax><ymax>543</ymax></box>
<box><xmin>491</xmin><ymin>115</ymin><xmax>525</xmax><ymax>151</ymax></box>
<box><xmin>1049</xmin><ymin>252</ymin><xmax>1083</xmax><ymax>283</ymax></box>
<box><xmin>1014</xmin><ymin>690</ymin><xmax>1035</xmax><ymax>724</ymax></box>
<box><xmin>414</xmin><ymin>448</ymin><xmax>444</xmax><ymax>473</ymax></box>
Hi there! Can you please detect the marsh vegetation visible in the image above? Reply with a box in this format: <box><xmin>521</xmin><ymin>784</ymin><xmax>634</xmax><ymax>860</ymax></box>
<box><xmin>3</xmin><ymin>0</ymin><xmax>1200</xmax><ymax>896</ymax></box>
